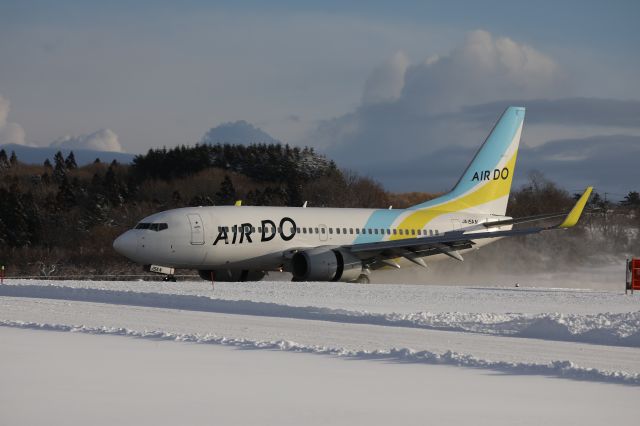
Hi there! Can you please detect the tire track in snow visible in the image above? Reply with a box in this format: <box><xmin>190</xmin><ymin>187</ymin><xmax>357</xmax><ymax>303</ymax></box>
<box><xmin>2</xmin><ymin>284</ymin><xmax>639</xmax><ymax>347</ymax></box>
<box><xmin>1</xmin><ymin>320</ymin><xmax>638</xmax><ymax>386</ymax></box>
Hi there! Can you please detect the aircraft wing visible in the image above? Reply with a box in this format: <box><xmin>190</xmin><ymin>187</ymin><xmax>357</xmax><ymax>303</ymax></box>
<box><xmin>345</xmin><ymin>187</ymin><xmax>593</xmax><ymax>266</ymax></box>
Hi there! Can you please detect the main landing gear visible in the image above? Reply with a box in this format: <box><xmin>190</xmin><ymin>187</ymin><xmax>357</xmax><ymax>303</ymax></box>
<box><xmin>354</xmin><ymin>274</ymin><xmax>370</xmax><ymax>284</ymax></box>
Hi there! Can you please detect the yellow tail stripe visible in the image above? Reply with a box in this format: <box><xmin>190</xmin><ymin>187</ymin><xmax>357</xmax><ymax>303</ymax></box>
<box><xmin>390</xmin><ymin>152</ymin><xmax>518</xmax><ymax>240</ymax></box>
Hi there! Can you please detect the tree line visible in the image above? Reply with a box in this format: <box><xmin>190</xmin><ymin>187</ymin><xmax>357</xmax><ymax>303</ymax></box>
<box><xmin>0</xmin><ymin>146</ymin><xmax>638</xmax><ymax>277</ymax></box>
<box><xmin>0</xmin><ymin>145</ymin><xmax>399</xmax><ymax>276</ymax></box>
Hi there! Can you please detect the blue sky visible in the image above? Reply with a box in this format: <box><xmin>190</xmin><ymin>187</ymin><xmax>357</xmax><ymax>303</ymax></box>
<box><xmin>1</xmin><ymin>0</ymin><xmax>639</xmax><ymax>195</ymax></box>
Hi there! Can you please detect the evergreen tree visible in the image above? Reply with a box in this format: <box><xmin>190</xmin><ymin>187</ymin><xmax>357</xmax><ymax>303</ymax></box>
<box><xmin>215</xmin><ymin>175</ymin><xmax>236</xmax><ymax>205</ymax></box>
<box><xmin>84</xmin><ymin>193</ymin><xmax>109</xmax><ymax>228</ymax></box>
<box><xmin>0</xmin><ymin>186</ymin><xmax>39</xmax><ymax>247</ymax></box>
<box><xmin>188</xmin><ymin>195</ymin><xmax>214</xmax><ymax>207</ymax></box>
<box><xmin>103</xmin><ymin>165</ymin><xmax>123</xmax><ymax>206</ymax></box>
<box><xmin>53</xmin><ymin>151</ymin><xmax>67</xmax><ymax>183</ymax></box>
<box><xmin>56</xmin><ymin>176</ymin><xmax>76</xmax><ymax>209</ymax></box>
<box><xmin>9</xmin><ymin>150</ymin><xmax>17</xmax><ymax>166</ymax></box>
<box><xmin>94</xmin><ymin>158</ymin><xmax>101</xmax><ymax>164</ymax></box>
<box><xmin>622</xmin><ymin>191</ymin><xmax>640</xmax><ymax>207</ymax></box>
<box><xmin>65</xmin><ymin>151</ymin><xmax>78</xmax><ymax>170</ymax></box>
<box><xmin>0</xmin><ymin>149</ymin><xmax>8</xmax><ymax>170</ymax></box>
<box><xmin>41</xmin><ymin>172</ymin><xmax>51</xmax><ymax>185</ymax></box>
<box><xmin>43</xmin><ymin>158</ymin><xmax>52</xmax><ymax>169</ymax></box>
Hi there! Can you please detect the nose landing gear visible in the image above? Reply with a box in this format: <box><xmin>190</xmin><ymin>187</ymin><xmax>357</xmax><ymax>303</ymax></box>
<box><xmin>145</xmin><ymin>264</ymin><xmax>177</xmax><ymax>282</ymax></box>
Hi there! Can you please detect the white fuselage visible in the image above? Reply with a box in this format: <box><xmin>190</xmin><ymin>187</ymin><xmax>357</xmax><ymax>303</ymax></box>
<box><xmin>113</xmin><ymin>205</ymin><xmax>510</xmax><ymax>271</ymax></box>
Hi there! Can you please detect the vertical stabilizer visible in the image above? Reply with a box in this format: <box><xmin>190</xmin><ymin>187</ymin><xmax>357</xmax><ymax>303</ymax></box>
<box><xmin>411</xmin><ymin>106</ymin><xmax>525</xmax><ymax>215</ymax></box>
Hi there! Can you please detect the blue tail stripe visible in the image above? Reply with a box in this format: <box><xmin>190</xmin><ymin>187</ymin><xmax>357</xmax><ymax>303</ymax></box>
<box><xmin>354</xmin><ymin>209</ymin><xmax>405</xmax><ymax>243</ymax></box>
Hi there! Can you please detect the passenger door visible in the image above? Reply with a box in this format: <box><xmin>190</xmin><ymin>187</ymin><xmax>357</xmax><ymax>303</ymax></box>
<box><xmin>187</xmin><ymin>214</ymin><xmax>205</xmax><ymax>245</ymax></box>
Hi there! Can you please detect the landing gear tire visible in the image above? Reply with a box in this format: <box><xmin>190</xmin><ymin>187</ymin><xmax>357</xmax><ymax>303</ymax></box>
<box><xmin>163</xmin><ymin>275</ymin><xmax>177</xmax><ymax>282</ymax></box>
<box><xmin>355</xmin><ymin>274</ymin><xmax>370</xmax><ymax>284</ymax></box>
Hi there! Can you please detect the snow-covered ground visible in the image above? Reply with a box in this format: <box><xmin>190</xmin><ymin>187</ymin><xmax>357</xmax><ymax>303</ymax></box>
<box><xmin>1</xmin><ymin>273</ymin><xmax>639</xmax><ymax>425</ymax></box>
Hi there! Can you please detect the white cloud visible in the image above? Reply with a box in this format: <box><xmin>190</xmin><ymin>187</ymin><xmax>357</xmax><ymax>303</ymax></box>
<box><xmin>399</xmin><ymin>30</ymin><xmax>560</xmax><ymax>114</ymax></box>
<box><xmin>50</xmin><ymin>129</ymin><xmax>123</xmax><ymax>152</ymax></box>
<box><xmin>362</xmin><ymin>51</ymin><xmax>409</xmax><ymax>106</ymax></box>
<box><xmin>0</xmin><ymin>94</ymin><xmax>27</xmax><ymax>146</ymax></box>
<box><xmin>308</xmin><ymin>30</ymin><xmax>565</xmax><ymax>166</ymax></box>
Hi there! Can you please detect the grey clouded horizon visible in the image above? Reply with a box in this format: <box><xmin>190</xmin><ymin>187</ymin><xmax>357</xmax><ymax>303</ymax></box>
<box><xmin>1</xmin><ymin>1</ymin><xmax>638</xmax><ymax>195</ymax></box>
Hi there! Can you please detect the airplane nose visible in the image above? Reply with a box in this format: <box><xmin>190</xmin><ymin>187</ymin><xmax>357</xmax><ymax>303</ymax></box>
<box><xmin>113</xmin><ymin>231</ymin><xmax>137</xmax><ymax>259</ymax></box>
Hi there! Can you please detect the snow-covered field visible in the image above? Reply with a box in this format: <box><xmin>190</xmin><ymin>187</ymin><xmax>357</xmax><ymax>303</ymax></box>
<box><xmin>1</xmin><ymin>272</ymin><xmax>639</xmax><ymax>425</ymax></box>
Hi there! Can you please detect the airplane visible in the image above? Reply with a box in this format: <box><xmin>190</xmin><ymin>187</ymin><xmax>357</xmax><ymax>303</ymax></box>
<box><xmin>113</xmin><ymin>106</ymin><xmax>592</xmax><ymax>283</ymax></box>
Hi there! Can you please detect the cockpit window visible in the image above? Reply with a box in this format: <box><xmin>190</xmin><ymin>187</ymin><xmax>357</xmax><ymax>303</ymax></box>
<box><xmin>135</xmin><ymin>222</ymin><xmax>168</xmax><ymax>231</ymax></box>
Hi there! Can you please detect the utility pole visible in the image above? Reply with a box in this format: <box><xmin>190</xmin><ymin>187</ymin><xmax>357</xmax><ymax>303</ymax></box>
<box><xmin>604</xmin><ymin>192</ymin><xmax>609</xmax><ymax>233</ymax></box>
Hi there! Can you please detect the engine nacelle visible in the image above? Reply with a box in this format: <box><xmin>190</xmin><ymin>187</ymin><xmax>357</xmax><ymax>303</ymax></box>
<box><xmin>197</xmin><ymin>269</ymin><xmax>266</xmax><ymax>282</ymax></box>
<box><xmin>291</xmin><ymin>247</ymin><xmax>363</xmax><ymax>282</ymax></box>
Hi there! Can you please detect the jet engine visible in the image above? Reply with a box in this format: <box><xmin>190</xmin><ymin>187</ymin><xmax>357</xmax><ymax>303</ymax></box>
<box><xmin>291</xmin><ymin>247</ymin><xmax>363</xmax><ymax>282</ymax></box>
<box><xmin>197</xmin><ymin>269</ymin><xmax>266</xmax><ymax>282</ymax></box>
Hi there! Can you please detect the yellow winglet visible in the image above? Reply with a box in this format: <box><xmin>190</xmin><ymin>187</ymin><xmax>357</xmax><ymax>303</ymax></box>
<box><xmin>558</xmin><ymin>187</ymin><xmax>593</xmax><ymax>228</ymax></box>
<box><xmin>234</xmin><ymin>200</ymin><xmax>242</xmax><ymax>206</ymax></box>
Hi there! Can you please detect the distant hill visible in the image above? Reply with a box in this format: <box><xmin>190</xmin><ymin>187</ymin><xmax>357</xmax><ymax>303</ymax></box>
<box><xmin>0</xmin><ymin>144</ymin><xmax>135</xmax><ymax>165</ymax></box>
<box><xmin>201</xmin><ymin>121</ymin><xmax>280</xmax><ymax>145</ymax></box>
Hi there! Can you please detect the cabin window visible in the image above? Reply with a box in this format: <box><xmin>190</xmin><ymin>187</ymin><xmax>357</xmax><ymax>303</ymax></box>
<box><xmin>392</xmin><ymin>229</ymin><xmax>397</xmax><ymax>235</ymax></box>
<box><xmin>336</xmin><ymin>228</ymin><xmax>341</xmax><ymax>234</ymax></box>
<box><xmin>342</xmin><ymin>228</ymin><xmax>347</xmax><ymax>234</ymax></box>
<box><xmin>349</xmin><ymin>228</ymin><xmax>353</xmax><ymax>234</ymax></box>
<box><xmin>315</xmin><ymin>227</ymin><xmax>319</xmax><ymax>233</ymax></box>
<box><xmin>251</xmin><ymin>227</ymin><xmax>256</xmax><ymax>233</ymax></box>
<box><xmin>368</xmin><ymin>228</ymin><xmax>372</xmax><ymax>234</ymax></box>
<box><xmin>355</xmin><ymin>228</ymin><xmax>360</xmax><ymax>234</ymax></box>
<box><xmin>435</xmin><ymin>230</ymin><xmax>439</xmax><ymax>235</ymax></box>
<box><xmin>296</xmin><ymin>227</ymin><xmax>301</xmax><ymax>233</ymax></box>
<box><xmin>290</xmin><ymin>227</ymin><xmax>295</xmax><ymax>233</ymax></box>
<box><xmin>386</xmin><ymin>229</ymin><xmax>390</xmax><ymax>235</ymax></box>
<box><xmin>321</xmin><ymin>228</ymin><xmax>326</xmax><ymax>234</ymax></box>
<box><xmin>429</xmin><ymin>230</ymin><xmax>433</xmax><ymax>236</ymax></box>
<box><xmin>374</xmin><ymin>229</ymin><xmax>378</xmax><ymax>234</ymax></box>
<box><xmin>329</xmin><ymin>228</ymin><xmax>333</xmax><ymax>234</ymax></box>
<box><xmin>411</xmin><ymin>229</ymin><xmax>416</xmax><ymax>235</ymax></box>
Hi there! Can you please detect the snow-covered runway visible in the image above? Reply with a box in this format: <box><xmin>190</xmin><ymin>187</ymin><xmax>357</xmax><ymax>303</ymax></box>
<box><xmin>1</xmin><ymin>277</ymin><xmax>639</xmax><ymax>425</ymax></box>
